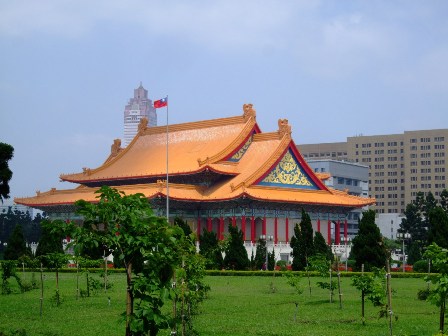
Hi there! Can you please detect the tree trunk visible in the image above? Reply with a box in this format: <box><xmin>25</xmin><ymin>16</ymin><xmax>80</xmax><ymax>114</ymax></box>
<box><xmin>125</xmin><ymin>262</ymin><xmax>133</xmax><ymax>336</ymax></box>
<box><xmin>440</xmin><ymin>293</ymin><xmax>446</xmax><ymax>334</ymax></box>
<box><xmin>361</xmin><ymin>291</ymin><xmax>365</xmax><ymax>321</ymax></box>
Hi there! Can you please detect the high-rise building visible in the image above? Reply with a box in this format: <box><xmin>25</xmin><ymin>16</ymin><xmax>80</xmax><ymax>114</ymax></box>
<box><xmin>298</xmin><ymin>129</ymin><xmax>448</xmax><ymax>215</ymax></box>
<box><xmin>123</xmin><ymin>83</ymin><xmax>157</xmax><ymax>146</ymax></box>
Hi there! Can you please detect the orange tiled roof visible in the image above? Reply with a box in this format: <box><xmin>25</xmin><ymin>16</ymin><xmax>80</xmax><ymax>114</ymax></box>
<box><xmin>15</xmin><ymin>104</ymin><xmax>375</xmax><ymax>210</ymax></box>
<box><xmin>60</xmin><ymin>110</ymin><xmax>258</xmax><ymax>184</ymax></box>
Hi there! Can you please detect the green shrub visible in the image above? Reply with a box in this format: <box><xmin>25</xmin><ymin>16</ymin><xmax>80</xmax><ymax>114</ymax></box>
<box><xmin>417</xmin><ymin>287</ymin><xmax>431</xmax><ymax>301</ymax></box>
<box><xmin>276</xmin><ymin>260</ymin><xmax>287</xmax><ymax>271</ymax></box>
<box><xmin>413</xmin><ymin>260</ymin><xmax>429</xmax><ymax>273</ymax></box>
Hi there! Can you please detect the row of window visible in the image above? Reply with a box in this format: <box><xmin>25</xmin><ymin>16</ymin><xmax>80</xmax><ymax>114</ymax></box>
<box><xmin>373</xmin><ymin>194</ymin><xmax>404</xmax><ymax>200</ymax></box>
<box><xmin>335</xmin><ymin>177</ymin><xmax>359</xmax><ymax>186</ymax></box>
<box><xmin>305</xmin><ymin>152</ymin><xmax>347</xmax><ymax>158</ymax></box>
<box><xmin>411</xmin><ymin>176</ymin><xmax>446</xmax><ymax>181</ymax></box>
<box><xmin>410</xmin><ymin>184</ymin><xmax>446</xmax><ymax>189</ymax></box>
<box><xmin>411</xmin><ymin>137</ymin><xmax>445</xmax><ymax>143</ymax></box>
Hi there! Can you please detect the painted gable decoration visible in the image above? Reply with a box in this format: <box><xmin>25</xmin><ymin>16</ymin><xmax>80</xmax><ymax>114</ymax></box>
<box><xmin>258</xmin><ymin>149</ymin><xmax>318</xmax><ymax>189</ymax></box>
<box><xmin>228</xmin><ymin>133</ymin><xmax>254</xmax><ymax>162</ymax></box>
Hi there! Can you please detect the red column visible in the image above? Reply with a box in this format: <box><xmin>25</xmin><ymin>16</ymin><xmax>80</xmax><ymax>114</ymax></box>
<box><xmin>232</xmin><ymin>216</ymin><xmax>236</xmax><ymax>227</ymax></box>
<box><xmin>219</xmin><ymin>217</ymin><xmax>224</xmax><ymax>240</ymax></box>
<box><xmin>327</xmin><ymin>220</ymin><xmax>331</xmax><ymax>245</ymax></box>
<box><xmin>251</xmin><ymin>216</ymin><xmax>255</xmax><ymax>243</ymax></box>
<box><xmin>207</xmin><ymin>217</ymin><xmax>212</xmax><ymax>232</ymax></box>
<box><xmin>317</xmin><ymin>218</ymin><xmax>321</xmax><ymax>233</ymax></box>
<box><xmin>241</xmin><ymin>216</ymin><xmax>246</xmax><ymax>241</ymax></box>
<box><xmin>335</xmin><ymin>220</ymin><xmax>340</xmax><ymax>245</ymax></box>
<box><xmin>285</xmin><ymin>218</ymin><xmax>289</xmax><ymax>242</ymax></box>
<box><xmin>274</xmin><ymin>217</ymin><xmax>278</xmax><ymax>244</ymax></box>
<box><xmin>197</xmin><ymin>217</ymin><xmax>201</xmax><ymax>240</ymax></box>
<box><xmin>262</xmin><ymin>216</ymin><xmax>266</xmax><ymax>236</ymax></box>
<box><xmin>344</xmin><ymin>219</ymin><xmax>348</xmax><ymax>241</ymax></box>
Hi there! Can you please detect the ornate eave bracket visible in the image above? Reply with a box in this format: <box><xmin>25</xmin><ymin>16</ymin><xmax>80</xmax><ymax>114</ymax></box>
<box><xmin>197</xmin><ymin>157</ymin><xmax>209</xmax><ymax>166</ymax></box>
<box><xmin>156</xmin><ymin>179</ymin><xmax>166</xmax><ymax>192</ymax></box>
<box><xmin>82</xmin><ymin>167</ymin><xmax>91</xmax><ymax>175</ymax></box>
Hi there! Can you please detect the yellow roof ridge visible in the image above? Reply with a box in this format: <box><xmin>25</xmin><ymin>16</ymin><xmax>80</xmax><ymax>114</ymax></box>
<box><xmin>60</xmin><ymin>104</ymin><xmax>257</xmax><ymax>181</ymax></box>
<box><xmin>143</xmin><ymin>115</ymin><xmax>246</xmax><ymax>136</ymax></box>
<box><xmin>253</xmin><ymin>132</ymin><xmax>281</xmax><ymax>141</ymax></box>
<box><xmin>198</xmin><ymin>116</ymin><xmax>256</xmax><ymax>166</ymax></box>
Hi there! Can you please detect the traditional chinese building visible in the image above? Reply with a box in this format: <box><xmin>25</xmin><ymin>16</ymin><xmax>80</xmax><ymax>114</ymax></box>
<box><xmin>16</xmin><ymin>104</ymin><xmax>374</xmax><ymax>259</ymax></box>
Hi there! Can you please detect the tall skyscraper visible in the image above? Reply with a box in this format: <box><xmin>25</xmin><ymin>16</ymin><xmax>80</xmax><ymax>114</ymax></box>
<box><xmin>123</xmin><ymin>83</ymin><xmax>157</xmax><ymax>146</ymax></box>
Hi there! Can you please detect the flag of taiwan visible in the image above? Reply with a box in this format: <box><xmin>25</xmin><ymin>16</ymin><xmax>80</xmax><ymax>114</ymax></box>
<box><xmin>154</xmin><ymin>97</ymin><xmax>168</xmax><ymax>108</ymax></box>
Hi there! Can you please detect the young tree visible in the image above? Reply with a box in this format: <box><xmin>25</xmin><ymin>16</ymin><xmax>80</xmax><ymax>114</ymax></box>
<box><xmin>4</xmin><ymin>225</ymin><xmax>31</xmax><ymax>260</ymax></box>
<box><xmin>199</xmin><ymin>229</ymin><xmax>223</xmax><ymax>270</ymax></box>
<box><xmin>0</xmin><ymin>142</ymin><xmax>14</xmax><ymax>203</ymax></box>
<box><xmin>351</xmin><ymin>210</ymin><xmax>387</xmax><ymax>271</ymax></box>
<box><xmin>309</xmin><ymin>254</ymin><xmax>336</xmax><ymax>303</ymax></box>
<box><xmin>290</xmin><ymin>209</ymin><xmax>315</xmax><ymax>271</ymax></box>
<box><xmin>424</xmin><ymin>243</ymin><xmax>448</xmax><ymax>334</ymax></box>
<box><xmin>52</xmin><ymin>186</ymin><xmax>185</xmax><ymax>336</ymax></box>
<box><xmin>223</xmin><ymin>224</ymin><xmax>249</xmax><ymax>270</ymax></box>
<box><xmin>351</xmin><ymin>268</ymin><xmax>386</xmax><ymax>325</ymax></box>
<box><xmin>427</xmin><ymin>207</ymin><xmax>448</xmax><ymax>249</ymax></box>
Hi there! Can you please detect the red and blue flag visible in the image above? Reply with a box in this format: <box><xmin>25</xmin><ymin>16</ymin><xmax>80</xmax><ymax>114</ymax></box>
<box><xmin>154</xmin><ymin>97</ymin><xmax>168</xmax><ymax>108</ymax></box>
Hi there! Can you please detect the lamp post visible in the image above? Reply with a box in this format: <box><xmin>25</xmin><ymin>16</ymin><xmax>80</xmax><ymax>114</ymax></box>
<box><xmin>396</xmin><ymin>232</ymin><xmax>411</xmax><ymax>272</ymax></box>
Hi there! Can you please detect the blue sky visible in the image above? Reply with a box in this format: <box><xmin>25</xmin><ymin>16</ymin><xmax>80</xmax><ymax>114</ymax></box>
<box><xmin>1</xmin><ymin>0</ymin><xmax>448</xmax><ymax>202</ymax></box>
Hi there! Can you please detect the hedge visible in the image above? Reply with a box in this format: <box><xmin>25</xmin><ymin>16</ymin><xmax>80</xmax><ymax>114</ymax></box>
<box><xmin>205</xmin><ymin>270</ymin><xmax>431</xmax><ymax>278</ymax></box>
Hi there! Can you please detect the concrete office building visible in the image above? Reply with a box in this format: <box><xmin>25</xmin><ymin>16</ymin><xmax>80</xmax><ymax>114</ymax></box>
<box><xmin>306</xmin><ymin>159</ymin><xmax>369</xmax><ymax>239</ymax></box>
<box><xmin>299</xmin><ymin>129</ymin><xmax>448</xmax><ymax>215</ymax></box>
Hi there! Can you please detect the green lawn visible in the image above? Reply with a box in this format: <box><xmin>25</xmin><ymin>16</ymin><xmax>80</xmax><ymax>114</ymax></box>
<box><xmin>0</xmin><ymin>272</ymin><xmax>441</xmax><ymax>336</ymax></box>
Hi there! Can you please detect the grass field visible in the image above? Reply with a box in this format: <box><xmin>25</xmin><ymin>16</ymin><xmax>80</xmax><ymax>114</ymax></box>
<box><xmin>0</xmin><ymin>271</ymin><xmax>441</xmax><ymax>336</ymax></box>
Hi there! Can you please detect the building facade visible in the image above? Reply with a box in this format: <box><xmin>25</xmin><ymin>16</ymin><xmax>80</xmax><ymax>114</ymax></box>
<box><xmin>306</xmin><ymin>159</ymin><xmax>369</xmax><ymax>239</ymax></box>
<box><xmin>16</xmin><ymin>104</ymin><xmax>374</xmax><ymax>265</ymax></box>
<box><xmin>123</xmin><ymin>83</ymin><xmax>157</xmax><ymax>146</ymax></box>
<box><xmin>299</xmin><ymin>129</ymin><xmax>448</xmax><ymax>214</ymax></box>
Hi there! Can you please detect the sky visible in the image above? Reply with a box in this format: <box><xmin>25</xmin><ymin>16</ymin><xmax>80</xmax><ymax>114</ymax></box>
<box><xmin>1</xmin><ymin>0</ymin><xmax>448</xmax><ymax>203</ymax></box>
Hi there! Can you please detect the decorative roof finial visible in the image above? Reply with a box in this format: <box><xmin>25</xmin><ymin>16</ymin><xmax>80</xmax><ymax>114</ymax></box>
<box><xmin>278</xmin><ymin>119</ymin><xmax>292</xmax><ymax>138</ymax></box>
<box><xmin>138</xmin><ymin>117</ymin><xmax>148</xmax><ymax>133</ymax></box>
<box><xmin>243</xmin><ymin>104</ymin><xmax>256</xmax><ymax>121</ymax></box>
<box><xmin>111</xmin><ymin>139</ymin><xmax>122</xmax><ymax>156</ymax></box>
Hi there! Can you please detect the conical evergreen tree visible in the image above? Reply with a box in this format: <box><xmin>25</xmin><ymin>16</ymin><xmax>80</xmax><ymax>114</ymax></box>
<box><xmin>254</xmin><ymin>238</ymin><xmax>267</xmax><ymax>270</ymax></box>
<box><xmin>199</xmin><ymin>229</ymin><xmax>223</xmax><ymax>269</ymax></box>
<box><xmin>223</xmin><ymin>224</ymin><xmax>249</xmax><ymax>270</ymax></box>
<box><xmin>351</xmin><ymin>210</ymin><xmax>387</xmax><ymax>271</ymax></box>
<box><xmin>428</xmin><ymin>207</ymin><xmax>448</xmax><ymax>249</ymax></box>
<box><xmin>4</xmin><ymin>225</ymin><xmax>31</xmax><ymax>260</ymax></box>
<box><xmin>290</xmin><ymin>209</ymin><xmax>315</xmax><ymax>270</ymax></box>
<box><xmin>314</xmin><ymin>231</ymin><xmax>333</xmax><ymax>261</ymax></box>
<box><xmin>174</xmin><ymin>217</ymin><xmax>192</xmax><ymax>236</ymax></box>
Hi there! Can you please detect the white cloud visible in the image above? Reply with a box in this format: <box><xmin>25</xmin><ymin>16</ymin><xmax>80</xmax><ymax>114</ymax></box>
<box><xmin>292</xmin><ymin>12</ymin><xmax>403</xmax><ymax>79</ymax></box>
<box><xmin>0</xmin><ymin>0</ymin><xmax>314</xmax><ymax>49</ymax></box>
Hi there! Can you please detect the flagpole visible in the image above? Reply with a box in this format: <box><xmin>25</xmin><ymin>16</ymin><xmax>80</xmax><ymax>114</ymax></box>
<box><xmin>166</xmin><ymin>95</ymin><xmax>169</xmax><ymax>223</ymax></box>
